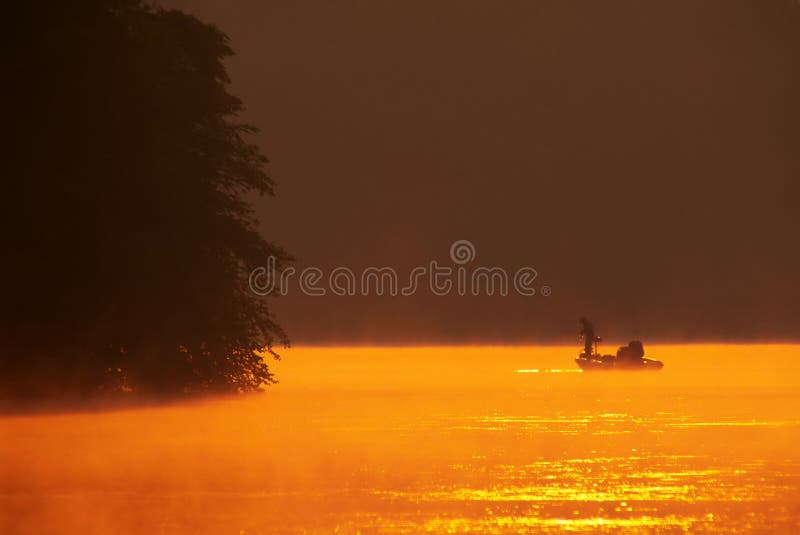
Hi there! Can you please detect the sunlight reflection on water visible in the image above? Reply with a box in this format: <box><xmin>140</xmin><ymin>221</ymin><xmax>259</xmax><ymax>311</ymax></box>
<box><xmin>1</xmin><ymin>345</ymin><xmax>800</xmax><ymax>533</ymax></box>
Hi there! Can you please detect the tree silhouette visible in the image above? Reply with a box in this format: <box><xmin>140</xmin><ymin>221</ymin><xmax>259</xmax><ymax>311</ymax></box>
<box><xmin>3</xmin><ymin>1</ymin><xmax>291</xmax><ymax>398</ymax></box>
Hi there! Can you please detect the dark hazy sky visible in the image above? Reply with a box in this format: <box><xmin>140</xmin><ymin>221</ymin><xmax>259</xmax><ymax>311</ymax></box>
<box><xmin>163</xmin><ymin>1</ymin><xmax>799</xmax><ymax>344</ymax></box>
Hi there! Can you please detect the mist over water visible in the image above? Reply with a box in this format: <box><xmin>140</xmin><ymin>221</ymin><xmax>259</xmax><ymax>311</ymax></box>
<box><xmin>2</xmin><ymin>345</ymin><xmax>799</xmax><ymax>533</ymax></box>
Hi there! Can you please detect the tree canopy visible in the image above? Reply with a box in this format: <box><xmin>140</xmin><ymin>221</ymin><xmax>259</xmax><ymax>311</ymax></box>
<box><xmin>3</xmin><ymin>0</ymin><xmax>290</xmax><ymax>398</ymax></box>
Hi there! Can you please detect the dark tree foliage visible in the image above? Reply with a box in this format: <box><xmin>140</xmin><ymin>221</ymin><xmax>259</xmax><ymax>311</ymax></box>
<box><xmin>3</xmin><ymin>1</ymin><xmax>290</xmax><ymax>398</ymax></box>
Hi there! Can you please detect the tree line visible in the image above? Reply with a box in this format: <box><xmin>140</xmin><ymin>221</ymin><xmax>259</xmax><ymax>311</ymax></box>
<box><xmin>2</xmin><ymin>0</ymin><xmax>290</xmax><ymax>399</ymax></box>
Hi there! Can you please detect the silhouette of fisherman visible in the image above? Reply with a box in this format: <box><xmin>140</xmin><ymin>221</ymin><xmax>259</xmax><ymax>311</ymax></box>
<box><xmin>578</xmin><ymin>317</ymin><xmax>597</xmax><ymax>357</ymax></box>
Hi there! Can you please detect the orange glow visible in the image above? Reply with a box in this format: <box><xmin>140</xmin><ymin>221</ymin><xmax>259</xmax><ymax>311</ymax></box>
<box><xmin>1</xmin><ymin>345</ymin><xmax>799</xmax><ymax>533</ymax></box>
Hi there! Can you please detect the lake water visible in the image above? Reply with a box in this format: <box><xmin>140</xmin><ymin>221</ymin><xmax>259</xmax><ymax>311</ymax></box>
<box><xmin>2</xmin><ymin>345</ymin><xmax>799</xmax><ymax>533</ymax></box>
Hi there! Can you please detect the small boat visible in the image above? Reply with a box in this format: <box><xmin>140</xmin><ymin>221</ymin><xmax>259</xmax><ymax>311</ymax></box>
<box><xmin>574</xmin><ymin>320</ymin><xmax>664</xmax><ymax>371</ymax></box>
<box><xmin>575</xmin><ymin>354</ymin><xmax>664</xmax><ymax>371</ymax></box>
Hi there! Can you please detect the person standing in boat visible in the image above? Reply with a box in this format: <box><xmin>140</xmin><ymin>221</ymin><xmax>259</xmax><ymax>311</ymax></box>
<box><xmin>579</xmin><ymin>317</ymin><xmax>597</xmax><ymax>357</ymax></box>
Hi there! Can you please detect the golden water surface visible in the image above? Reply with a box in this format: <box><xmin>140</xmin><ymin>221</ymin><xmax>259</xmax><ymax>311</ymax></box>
<box><xmin>2</xmin><ymin>345</ymin><xmax>799</xmax><ymax>533</ymax></box>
